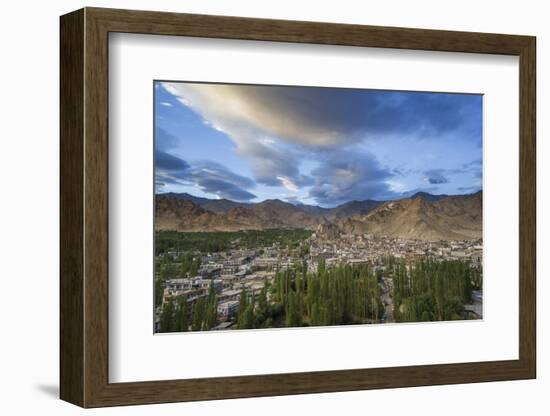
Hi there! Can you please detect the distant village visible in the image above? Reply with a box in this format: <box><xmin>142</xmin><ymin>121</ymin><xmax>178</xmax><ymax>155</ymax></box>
<box><xmin>155</xmin><ymin>226</ymin><xmax>483</xmax><ymax>332</ymax></box>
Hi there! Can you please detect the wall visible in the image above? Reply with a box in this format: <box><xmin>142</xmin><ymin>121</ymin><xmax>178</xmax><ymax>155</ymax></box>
<box><xmin>0</xmin><ymin>0</ymin><xmax>546</xmax><ymax>414</ymax></box>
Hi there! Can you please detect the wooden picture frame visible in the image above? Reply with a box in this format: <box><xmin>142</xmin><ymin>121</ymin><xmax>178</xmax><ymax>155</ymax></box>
<box><xmin>60</xmin><ymin>7</ymin><xmax>536</xmax><ymax>408</ymax></box>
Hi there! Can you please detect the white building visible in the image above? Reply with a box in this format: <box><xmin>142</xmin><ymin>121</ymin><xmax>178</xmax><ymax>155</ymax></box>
<box><xmin>217</xmin><ymin>300</ymin><xmax>240</xmax><ymax>318</ymax></box>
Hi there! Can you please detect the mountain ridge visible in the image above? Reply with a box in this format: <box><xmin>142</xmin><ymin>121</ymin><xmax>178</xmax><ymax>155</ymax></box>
<box><xmin>155</xmin><ymin>191</ymin><xmax>482</xmax><ymax>241</ymax></box>
<box><xmin>339</xmin><ymin>191</ymin><xmax>482</xmax><ymax>241</ymax></box>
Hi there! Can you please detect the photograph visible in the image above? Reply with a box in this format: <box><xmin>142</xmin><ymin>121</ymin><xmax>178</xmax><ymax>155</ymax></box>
<box><xmin>153</xmin><ymin>81</ymin><xmax>483</xmax><ymax>333</ymax></box>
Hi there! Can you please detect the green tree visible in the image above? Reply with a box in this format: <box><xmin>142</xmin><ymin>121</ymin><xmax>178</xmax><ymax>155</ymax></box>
<box><xmin>240</xmin><ymin>304</ymin><xmax>255</xmax><ymax>329</ymax></box>
<box><xmin>318</xmin><ymin>258</ymin><xmax>326</xmax><ymax>274</ymax></box>
<box><xmin>310</xmin><ymin>302</ymin><xmax>320</xmax><ymax>326</ymax></box>
<box><xmin>236</xmin><ymin>289</ymin><xmax>249</xmax><ymax>328</ymax></box>
<box><xmin>390</xmin><ymin>257</ymin><xmax>475</xmax><ymax>323</ymax></box>
<box><xmin>203</xmin><ymin>283</ymin><xmax>218</xmax><ymax>330</ymax></box>
<box><xmin>257</xmin><ymin>283</ymin><xmax>268</xmax><ymax>313</ymax></box>
<box><xmin>191</xmin><ymin>297</ymin><xmax>206</xmax><ymax>331</ymax></box>
<box><xmin>175</xmin><ymin>296</ymin><xmax>189</xmax><ymax>332</ymax></box>
<box><xmin>154</xmin><ymin>277</ymin><xmax>164</xmax><ymax>308</ymax></box>
<box><xmin>159</xmin><ymin>300</ymin><xmax>175</xmax><ymax>332</ymax></box>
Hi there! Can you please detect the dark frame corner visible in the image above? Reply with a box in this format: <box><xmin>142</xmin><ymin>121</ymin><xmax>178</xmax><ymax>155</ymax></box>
<box><xmin>60</xmin><ymin>7</ymin><xmax>536</xmax><ymax>408</ymax></box>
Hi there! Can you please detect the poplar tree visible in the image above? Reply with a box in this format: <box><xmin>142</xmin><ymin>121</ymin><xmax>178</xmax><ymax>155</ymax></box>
<box><xmin>176</xmin><ymin>296</ymin><xmax>189</xmax><ymax>332</ymax></box>
<box><xmin>241</xmin><ymin>304</ymin><xmax>255</xmax><ymax>329</ymax></box>
<box><xmin>159</xmin><ymin>300</ymin><xmax>175</xmax><ymax>332</ymax></box>
<box><xmin>236</xmin><ymin>289</ymin><xmax>248</xmax><ymax>328</ymax></box>
<box><xmin>203</xmin><ymin>283</ymin><xmax>218</xmax><ymax>330</ymax></box>
<box><xmin>191</xmin><ymin>297</ymin><xmax>206</xmax><ymax>331</ymax></box>
<box><xmin>257</xmin><ymin>283</ymin><xmax>268</xmax><ymax>314</ymax></box>
<box><xmin>390</xmin><ymin>258</ymin><xmax>473</xmax><ymax>323</ymax></box>
<box><xmin>154</xmin><ymin>277</ymin><xmax>164</xmax><ymax>308</ymax></box>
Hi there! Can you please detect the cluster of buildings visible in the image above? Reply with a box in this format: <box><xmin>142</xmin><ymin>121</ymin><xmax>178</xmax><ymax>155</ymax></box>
<box><xmin>157</xmin><ymin>248</ymin><xmax>281</xmax><ymax>331</ymax></box>
<box><xmin>308</xmin><ymin>233</ymin><xmax>483</xmax><ymax>271</ymax></box>
<box><xmin>156</xmin><ymin>232</ymin><xmax>483</xmax><ymax>331</ymax></box>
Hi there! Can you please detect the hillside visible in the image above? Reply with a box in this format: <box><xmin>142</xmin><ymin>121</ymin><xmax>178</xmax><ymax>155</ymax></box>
<box><xmin>155</xmin><ymin>191</ymin><xmax>482</xmax><ymax>241</ymax></box>
<box><xmin>155</xmin><ymin>197</ymin><xmax>248</xmax><ymax>232</ymax></box>
<box><xmin>155</xmin><ymin>196</ymin><xmax>325</xmax><ymax>232</ymax></box>
<box><xmin>339</xmin><ymin>192</ymin><xmax>482</xmax><ymax>241</ymax></box>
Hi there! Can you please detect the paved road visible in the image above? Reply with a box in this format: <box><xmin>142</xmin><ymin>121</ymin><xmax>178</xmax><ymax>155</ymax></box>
<box><xmin>380</xmin><ymin>277</ymin><xmax>394</xmax><ymax>323</ymax></box>
<box><xmin>464</xmin><ymin>290</ymin><xmax>483</xmax><ymax>318</ymax></box>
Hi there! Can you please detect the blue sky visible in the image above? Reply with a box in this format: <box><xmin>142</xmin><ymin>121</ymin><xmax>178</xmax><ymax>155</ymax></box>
<box><xmin>155</xmin><ymin>81</ymin><xmax>482</xmax><ymax>207</ymax></box>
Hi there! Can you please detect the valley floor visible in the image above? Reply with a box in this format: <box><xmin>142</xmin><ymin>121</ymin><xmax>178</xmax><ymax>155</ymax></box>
<box><xmin>155</xmin><ymin>229</ymin><xmax>483</xmax><ymax>332</ymax></box>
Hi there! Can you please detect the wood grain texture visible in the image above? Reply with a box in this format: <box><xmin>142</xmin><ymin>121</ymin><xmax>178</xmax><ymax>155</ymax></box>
<box><xmin>518</xmin><ymin>38</ymin><xmax>537</xmax><ymax>376</ymax></box>
<box><xmin>59</xmin><ymin>7</ymin><xmax>537</xmax><ymax>408</ymax></box>
<box><xmin>87</xmin><ymin>7</ymin><xmax>532</xmax><ymax>54</ymax></box>
<box><xmin>59</xmin><ymin>8</ymin><xmax>85</xmax><ymax>407</ymax></box>
<box><xmin>83</xmin><ymin>10</ymin><xmax>110</xmax><ymax>406</ymax></box>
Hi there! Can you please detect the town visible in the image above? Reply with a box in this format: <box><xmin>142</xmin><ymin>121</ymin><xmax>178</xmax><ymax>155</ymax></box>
<box><xmin>155</xmin><ymin>227</ymin><xmax>483</xmax><ymax>332</ymax></box>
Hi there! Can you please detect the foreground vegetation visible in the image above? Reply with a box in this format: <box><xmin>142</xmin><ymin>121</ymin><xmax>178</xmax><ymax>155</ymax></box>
<box><xmin>158</xmin><ymin>256</ymin><xmax>481</xmax><ymax>332</ymax></box>
<box><xmin>154</xmin><ymin>229</ymin><xmax>312</xmax><ymax>309</ymax></box>
<box><xmin>159</xmin><ymin>284</ymin><xmax>218</xmax><ymax>332</ymax></box>
<box><xmin>155</xmin><ymin>229</ymin><xmax>482</xmax><ymax>332</ymax></box>
<box><xmin>255</xmin><ymin>260</ymin><xmax>384</xmax><ymax>329</ymax></box>
<box><xmin>155</xmin><ymin>228</ymin><xmax>313</xmax><ymax>255</ymax></box>
<box><xmin>388</xmin><ymin>257</ymin><xmax>482</xmax><ymax>322</ymax></box>
<box><xmin>230</xmin><ymin>257</ymin><xmax>479</xmax><ymax>330</ymax></box>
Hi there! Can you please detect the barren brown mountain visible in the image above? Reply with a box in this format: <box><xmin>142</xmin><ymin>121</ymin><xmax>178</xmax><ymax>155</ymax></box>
<box><xmin>155</xmin><ymin>196</ymin><xmax>324</xmax><ymax>231</ymax></box>
<box><xmin>155</xmin><ymin>197</ymin><xmax>247</xmax><ymax>232</ymax></box>
<box><xmin>339</xmin><ymin>191</ymin><xmax>482</xmax><ymax>241</ymax></box>
<box><xmin>155</xmin><ymin>191</ymin><xmax>482</xmax><ymax>241</ymax></box>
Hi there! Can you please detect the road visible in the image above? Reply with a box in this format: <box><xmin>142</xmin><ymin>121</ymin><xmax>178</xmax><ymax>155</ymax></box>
<box><xmin>379</xmin><ymin>276</ymin><xmax>394</xmax><ymax>323</ymax></box>
<box><xmin>464</xmin><ymin>289</ymin><xmax>483</xmax><ymax>318</ymax></box>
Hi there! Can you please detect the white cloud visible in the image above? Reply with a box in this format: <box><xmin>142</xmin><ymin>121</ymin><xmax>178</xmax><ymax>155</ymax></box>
<box><xmin>387</xmin><ymin>180</ymin><xmax>406</xmax><ymax>192</ymax></box>
<box><xmin>159</xmin><ymin>82</ymin><xmax>482</xmax><ymax>201</ymax></box>
<box><xmin>309</xmin><ymin>150</ymin><xmax>394</xmax><ymax>204</ymax></box>
<box><xmin>277</xmin><ymin>176</ymin><xmax>299</xmax><ymax>192</ymax></box>
<box><xmin>160</xmin><ymin>102</ymin><xmax>172</xmax><ymax>107</ymax></box>
<box><xmin>162</xmin><ymin>82</ymin><xmax>317</xmax><ymax>188</ymax></box>
<box><xmin>161</xmin><ymin>82</ymin><xmax>349</xmax><ymax>148</ymax></box>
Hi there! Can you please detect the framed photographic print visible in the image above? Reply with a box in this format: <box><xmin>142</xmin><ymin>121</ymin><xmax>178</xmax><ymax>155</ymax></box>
<box><xmin>60</xmin><ymin>7</ymin><xmax>536</xmax><ymax>408</ymax></box>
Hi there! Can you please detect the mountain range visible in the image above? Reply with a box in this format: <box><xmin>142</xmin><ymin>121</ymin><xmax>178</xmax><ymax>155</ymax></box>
<box><xmin>155</xmin><ymin>191</ymin><xmax>482</xmax><ymax>241</ymax></box>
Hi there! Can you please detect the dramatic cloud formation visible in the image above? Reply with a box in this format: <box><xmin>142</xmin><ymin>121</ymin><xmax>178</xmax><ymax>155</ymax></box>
<box><xmin>163</xmin><ymin>83</ymin><xmax>356</xmax><ymax>147</ymax></box>
<box><xmin>163</xmin><ymin>83</ymin><xmax>322</xmax><ymax>189</ymax></box>
<box><xmin>156</xmin><ymin>151</ymin><xmax>190</xmax><ymax>172</ymax></box>
<box><xmin>163</xmin><ymin>83</ymin><xmax>480</xmax><ymax>147</ymax></box>
<box><xmin>309</xmin><ymin>151</ymin><xmax>394</xmax><ymax>205</ymax></box>
<box><xmin>155</xmin><ymin>151</ymin><xmax>256</xmax><ymax>201</ymax></box>
<box><xmin>190</xmin><ymin>161</ymin><xmax>257</xmax><ymax>201</ymax></box>
<box><xmin>155</xmin><ymin>82</ymin><xmax>483</xmax><ymax>205</ymax></box>
<box><xmin>424</xmin><ymin>169</ymin><xmax>450</xmax><ymax>185</ymax></box>
<box><xmin>156</xmin><ymin>128</ymin><xmax>179</xmax><ymax>152</ymax></box>
<box><xmin>236</xmin><ymin>137</ymin><xmax>313</xmax><ymax>188</ymax></box>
